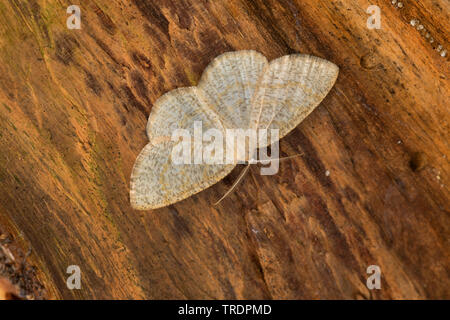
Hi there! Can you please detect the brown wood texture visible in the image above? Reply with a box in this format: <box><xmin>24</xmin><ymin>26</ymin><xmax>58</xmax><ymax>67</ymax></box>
<box><xmin>0</xmin><ymin>0</ymin><xmax>448</xmax><ymax>299</ymax></box>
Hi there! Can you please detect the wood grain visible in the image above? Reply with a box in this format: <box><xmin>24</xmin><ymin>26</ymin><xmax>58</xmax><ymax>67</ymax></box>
<box><xmin>0</xmin><ymin>0</ymin><xmax>448</xmax><ymax>299</ymax></box>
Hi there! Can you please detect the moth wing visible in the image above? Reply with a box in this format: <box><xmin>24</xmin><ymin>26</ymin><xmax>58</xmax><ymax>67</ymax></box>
<box><xmin>250</xmin><ymin>54</ymin><xmax>339</xmax><ymax>146</ymax></box>
<box><xmin>132</xmin><ymin>87</ymin><xmax>235</xmax><ymax>210</ymax></box>
<box><xmin>198</xmin><ymin>50</ymin><xmax>268</xmax><ymax>129</ymax></box>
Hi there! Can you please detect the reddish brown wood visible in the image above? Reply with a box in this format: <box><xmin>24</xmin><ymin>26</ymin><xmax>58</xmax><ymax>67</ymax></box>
<box><xmin>0</xmin><ymin>0</ymin><xmax>448</xmax><ymax>299</ymax></box>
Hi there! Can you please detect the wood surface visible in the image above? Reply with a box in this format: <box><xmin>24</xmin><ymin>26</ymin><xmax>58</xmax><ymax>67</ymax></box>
<box><xmin>0</xmin><ymin>0</ymin><xmax>448</xmax><ymax>299</ymax></box>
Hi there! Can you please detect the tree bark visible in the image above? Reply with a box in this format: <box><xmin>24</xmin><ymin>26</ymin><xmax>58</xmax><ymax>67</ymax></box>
<box><xmin>0</xmin><ymin>0</ymin><xmax>448</xmax><ymax>299</ymax></box>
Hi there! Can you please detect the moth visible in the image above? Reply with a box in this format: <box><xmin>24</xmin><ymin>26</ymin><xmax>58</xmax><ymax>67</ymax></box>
<box><xmin>130</xmin><ymin>50</ymin><xmax>339</xmax><ymax>210</ymax></box>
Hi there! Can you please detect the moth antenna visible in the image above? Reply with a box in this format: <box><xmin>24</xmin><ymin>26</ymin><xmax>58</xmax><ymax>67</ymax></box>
<box><xmin>214</xmin><ymin>164</ymin><xmax>251</xmax><ymax>206</ymax></box>
<box><xmin>256</xmin><ymin>153</ymin><xmax>304</xmax><ymax>163</ymax></box>
<box><xmin>214</xmin><ymin>153</ymin><xmax>303</xmax><ymax>205</ymax></box>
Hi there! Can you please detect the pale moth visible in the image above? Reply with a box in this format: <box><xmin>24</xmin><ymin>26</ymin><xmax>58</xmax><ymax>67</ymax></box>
<box><xmin>130</xmin><ymin>50</ymin><xmax>339</xmax><ymax>210</ymax></box>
